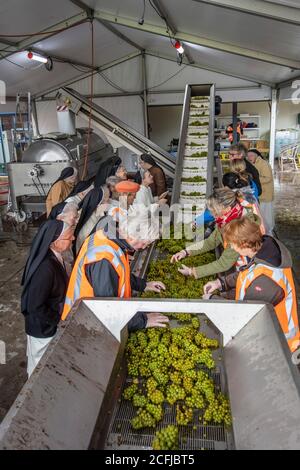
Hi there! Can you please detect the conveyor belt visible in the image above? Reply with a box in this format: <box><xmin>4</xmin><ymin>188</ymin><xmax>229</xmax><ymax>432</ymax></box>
<box><xmin>103</xmin><ymin>314</ymin><xmax>234</xmax><ymax>451</ymax></box>
<box><xmin>59</xmin><ymin>87</ymin><xmax>176</xmax><ymax>178</ymax></box>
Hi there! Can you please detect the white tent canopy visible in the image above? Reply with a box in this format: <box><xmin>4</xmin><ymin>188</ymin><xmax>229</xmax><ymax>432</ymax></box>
<box><xmin>0</xmin><ymin>0</ymin><xmax>299</xmax><ymax>161</ymax></box>
<box><xmin>1</xmin><ymin>0</ymin><xmax>300</xmax><ymax>94</ymax></box>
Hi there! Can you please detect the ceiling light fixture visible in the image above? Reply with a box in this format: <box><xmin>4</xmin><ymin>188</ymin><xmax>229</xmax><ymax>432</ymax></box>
<box><xmin>27</xmin><ymin>51</ymin><xmax>53</xmax><ymax>71</ymax></box>
<box><xmin>27</xmin><ymin>51</ymin><xmax>48</xmax><ymax>64</ymax></box>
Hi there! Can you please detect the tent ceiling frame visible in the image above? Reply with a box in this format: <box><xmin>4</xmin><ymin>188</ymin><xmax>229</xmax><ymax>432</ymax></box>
<box><xmin>31</xmin><ymin>48</ymin><xmax>273</xmax><ymax>100</ymax></box>
<box><xmin>32</xmin><ymin>51</ymin><xmax>142</xmax><ymax>99</ymax></box>
<box><xmin>277</xmin><ymin>75</ymin><xmax>300</xmax><ymax>89</ymax></box>
<box><xmin>192</xmin><ymin>0</ymin><xmax>300</xmax><ymax>26</ymax></box>
<box><xmin>0</xmin><ymin>12</ymin><xmax>89</xmax><ymax>63</ymax></box>
<box><xmin>145</xmin><ymin>51</ymin><xmax>274</xmax><ymax>87</ymax></box>
<box><xmin>95</xmin><ymin>18</ymin><xmax>144</xmax><ymax>51</ymax></box>
<box><xmin>29</xmin><ymin>84</ymin><xmax>263</xmax><ymax>102</ymax></box>
<box><xmin>68</xmin><ymin>0</ymin><xmax>144</xmax><ymax>51</ymax></box>
<box><xmin>67</xmin><ymin>0</ymin><xmax>93</xmax><ymax>17</ymax></box>
<box><xmin>93</xmin><ymin>10</ymin><xmax>300</xmax><ymax>70</ymax></box>
<box><xmin>151</xmin><ymin>0</ymin><xmax>194</xmax><ymax>64</ymax></box>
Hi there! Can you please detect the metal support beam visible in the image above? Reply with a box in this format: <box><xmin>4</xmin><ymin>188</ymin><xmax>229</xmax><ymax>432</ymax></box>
<box><xmin>269</xmin><ymin>89</ymin><xmax>278</xmax><ymax>170</ymax></box>
<box><xmin>0</xmin><ymin>38</ymin><xmax>18</xmax><ymax>48</ymax></box>
<box><xmin>69</xmin><ymin>0</ymin><xmax>143</xmax><ymax>51</ymax></box>
<box><xmin>33</xmin><ymin>51</ymin><xmax>142</xmax><ymax>99</ymax></box>
<box><xmin>232</xmin><ymin>102</ymin><xmax>238</xmax><ymax>145</ymax></box>
<box><xmin>151</xmin><ymin>0</ymin><xmax>177</xmax><ymax>35</ymax></box>
<box><xmin>145</xmin><ymin>51</ymin><xmax>274</xmax><ymax>87</ymax></box>
<box><xmin>150</xmin><ymin>0</ymin><xmax>195</xmax><ymax>65</ymax></box>
<box><xmin>33</xmin><ymin>85</ymin><xmax>263</xmax><ymax>102</ymax></box>
<box><xmin>68</xmin><ymin>0</ymin><xmax>93</xmax><ymax>17</ymax></box>
<box><xmin>95</xmin><ymin>10</ymin><xmax>300</xmax><ymax>69</ymax></box>
<box><xmin>193</xmin><ymin>0</ymin><xmax>300</xmax><ymax>26</ymax></box>
<box><xmin>31</xmin><ymin>99</ymin><xmax>40</xmax><ymax>136</ymax></box>
<box><xmin>0</xmin><ymin>12</ymin><xmax>88</xmax><ymax>63</ymax></box>
<box><xmin>93</xmin><ymin>10</ymin><xmax>300</xmax><ymax>69</ymax></box>
<box><xmin>277</xmin><ymin>75</ymin><xmax>300</xmax><ymax>89</ymax></box>
<box><xmin>151</xmin><ymin>0</ymin><xmax>194</xmax><ymax>64</ymax></box>
<box><xmin>95</xmin><ymin>18</ymin><xmax>144</xmax><ymax>51</ymax></box>
<box><xmin>141</xmin><ymin>52</ymin><xmax>149</xmax><ymax>137</ymax></box>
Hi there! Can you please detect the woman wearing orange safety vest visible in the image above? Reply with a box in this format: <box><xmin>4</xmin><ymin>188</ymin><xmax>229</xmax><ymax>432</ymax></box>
<box><xmin>203</xmin><ymin>217</ymin><xmax>300</xmax><ymax>353</ymax></box>
<box><xmin>62</xmin><ymin>212</ymin><xmax>169</xmax><ymax>331</ymax></box>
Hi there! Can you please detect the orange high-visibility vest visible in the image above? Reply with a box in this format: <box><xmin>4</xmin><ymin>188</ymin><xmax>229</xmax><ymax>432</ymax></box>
<box><xmin>62</xmin><ymin>229</ymin><xmax>132</xmax><ymax>320</ymax></box>
<box><xmin>236</xmin><ymin>263</ymin><xmax>300</xmax><ymax>352</ymax></box>
<box><xmin>226</xmin><ymin>124</ymin><xmax>242</xmax><ymax>143</ymax></box>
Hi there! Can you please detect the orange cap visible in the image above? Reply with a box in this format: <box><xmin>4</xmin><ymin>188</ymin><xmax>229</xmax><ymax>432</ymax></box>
<box><xmin>115</xmin><ymin>181</ymin><xmax>140</xmax><ymax>193</ymax></box>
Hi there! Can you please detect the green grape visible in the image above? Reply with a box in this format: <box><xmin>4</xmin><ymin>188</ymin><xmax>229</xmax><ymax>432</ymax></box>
<box><xmin>152</xmin><ymin>426</ymin><xmax>179</xmax><ymax>450</ymax></box>
<box><xmin>194</xmin><ymin>332</ymin><xmax>219</xmax><ymax>349</ymax></box>
<box><xmin>176</xmin><ymin>405</ymin><xmax>193</xmax><ymax>426</ymax></box>
<box><xmin>203</xmin><ymin>394</ymin><xmax>232</xmax><ymax>427</ymax></box>
<box><xmin>185</xmin><ymin>390</ymin><xmax>205</xmax><ymax>410</ymax></box>
<box><xmin>183</xmin><ymin>377</ymin><xmax>194</xmax><ymax>393</ymax></box>
<box><xmin>146</xmin><ymin>377</ymin><xmax>158</xmax><ymax>391</ymax></box>
<box><xmin>194</xmin><ymin>348</ymin><xmax>215</xmax><ymax>369</ymax></box>
<box><xmin>191</xmin><ymin>317</ymin><xmax>200</xmax><ymax>330</ymax></box>
<box><xmin>170</xmin><ymin>371</ymin><xmax>182</xmax><ymax>385</ymax></box>
<box><xmin>185</xmin><ymin>369</ymin><xmax>197</xmax><ymax>380</ymax></box>
<box><xmin>123</xmin><ymin>383</ymin><xmax>138</xmax><ymax>400</ymax></box>
<box><xmin>131</xmin><ymin>408</ymin><xmax>157</xmax><ymax>429</ymax></box>
<box><xmin>166</xmin><ymin>384</ymin><xmax>186</xmax><ymax>405</ymax></box>
<box><xmin>132</xmin><ymin>394</ymin><xmax>148</xmax><ymax>408</ymax></box>
<box><xmin>150</xmin><ymin>389</ymin><xmax>165</xmax><ymax>405</ymax></box>
<box><xmin>146</xmin><ymin>403</ymin><xmax>163</xmax><ymax>422</ymax></box>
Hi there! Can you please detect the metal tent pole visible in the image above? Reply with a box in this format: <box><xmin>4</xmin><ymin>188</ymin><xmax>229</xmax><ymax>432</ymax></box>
<box><xmin>141</xmin><ymin>52</ymin><xmax>149</xmax><ymax>138</ymax></box>
<box><xmin>269</xmin><ymin>89</ymin><xmax>278</xmax><ymax>169</ymax></box>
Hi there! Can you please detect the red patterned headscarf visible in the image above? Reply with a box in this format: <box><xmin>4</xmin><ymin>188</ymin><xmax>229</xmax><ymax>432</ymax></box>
<box><xmin>215</xmin><ymin>203</ymin><xmax>243</xmax><ymax>229</ymax></box>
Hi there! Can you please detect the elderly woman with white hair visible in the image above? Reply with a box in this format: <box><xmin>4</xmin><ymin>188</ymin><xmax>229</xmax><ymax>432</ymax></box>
<box><xmin>61</xmin><ymin>208</ymin><xmax>168</xmax><ymax>331</ymax></box>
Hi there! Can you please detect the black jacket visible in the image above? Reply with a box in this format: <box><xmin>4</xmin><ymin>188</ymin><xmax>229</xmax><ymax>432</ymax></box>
<box><xmin>85</xmin><ymin>231</ymin><xmax>148</xmax><ymax>331</ymax></box>
<box><xmin>23</xmin><ymin>251</ymin><xmax>68</xmax><ymax>338</ymax></box>
<box><xmin>245</xmin><ymin>159</ymin><xmax>262</xmax><ymax>197</ymax></box>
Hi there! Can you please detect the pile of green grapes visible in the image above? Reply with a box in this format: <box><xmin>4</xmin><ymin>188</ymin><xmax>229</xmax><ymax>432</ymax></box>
<box><xmin>122</xmin><ymin>315</ymin><xmax>232</xmax><ymax>449</ymax></box>
<box><xmin>152</xmin><ymin>426</ymin><xmax>179</xmax><ymax>450</ymax></box>
<box><xmin>143</xmin><ymin>230</ymin><xmax>216</xmax><ymax>299</ymax></box>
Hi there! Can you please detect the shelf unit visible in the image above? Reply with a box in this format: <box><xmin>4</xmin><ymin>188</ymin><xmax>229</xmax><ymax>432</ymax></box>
<box><xmin>216</xmin><ymin>114</ymin><xmax>261</xmax><ymax>141</ymax></box>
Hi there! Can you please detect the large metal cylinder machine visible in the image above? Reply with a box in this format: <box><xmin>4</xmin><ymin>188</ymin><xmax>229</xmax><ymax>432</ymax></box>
<box><xmin>7</xmin><ymin>126</ymin><xmax>113</xmax><ymax>222</ymax></box>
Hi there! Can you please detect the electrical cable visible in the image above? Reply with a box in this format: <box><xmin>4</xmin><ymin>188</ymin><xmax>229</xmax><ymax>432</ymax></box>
<box><xmin>147</xmin><ymin>64</ymin><xmax>188</xmax><ymax>90</ymax></box>
<box><xmin>148</xmin><ymin>0</ymin><xmax>184</xmax><ymax>61</ymax></box>
<box><xmin>139</xmin><ymin>0</ymin><xmax>146</xmax><ymax>25</ymax></box>
<box><xmin>31</xmin><ymin>177</ymin><xmax>43</xmax><ymax>197</ymax></box>
<box><xmin>82</xmin><ymin>20</ymin><xmax>94</xmax><ymax>180</ymax></box>
<box><xmin>0</xmin><ymin>19</ymin><xmax>88</xmax><ymax>38</ymax></box>
<box><xmin>36</xmin><ymin>175</ymin><xmax>46</xmax><ymax>196</ymax></box>
<box><xmin>98</xmin><ymin>70</ymin><xmax>129</xmax><ymax>93</ymax></box>
<box><xmin>69</xmin><ymin>63</ymin><xmax>92</xmax><ymax>73</ymax></box>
